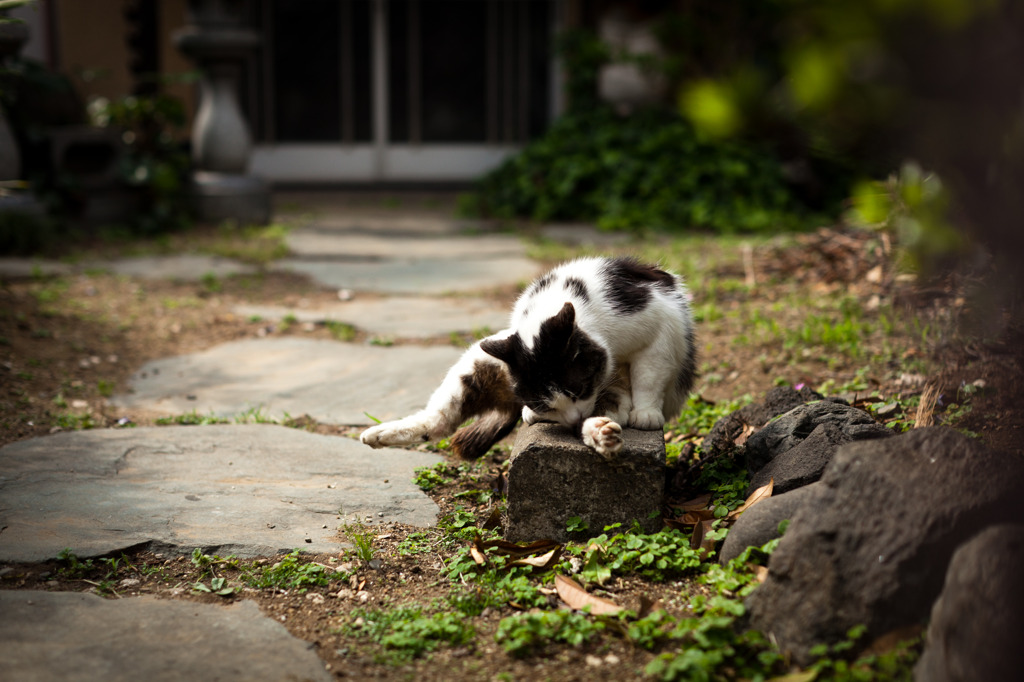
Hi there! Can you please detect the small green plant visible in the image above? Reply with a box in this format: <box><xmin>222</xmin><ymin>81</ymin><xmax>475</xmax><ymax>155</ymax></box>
<box><xmin>326</xmin><ymin>320</ymin><xmax>357</xmax><ymax>342</ymax></box>
<box><xmin>341</xmin><ymin>606</ymin><xmax>475</xmax><ymax>663</ymax></box>
<box><xmin>343</xmin><ymin>519</ymin><xmax>375</xmax><ymax>563</ymax></box>
<box><xmin>397</xmin><ymin>531</ymin><xmax>433</xmax><ymax>556</ymax></box>
<box><xmin>577</xmin><ymin>526</ymin><xmax>703</xmax><ymax>584</ymax></box>
<box><xmin>96</xmin><ymin>379</ymin><xmax>115</xmax><ymax>397</ymax></box>
<box><xmin>243</xmin><ymin>549</ymin><xmax>337</xmax><ymax>591</ymax></box>
<box><xmin>193</xmin><ymin>576</ymin><xmax>238</xmax><ymax>597</ymax></box>
<box><xmin>56</xmin><ymin>548</ymin><xmax>95</xmax><ymax>578</ymax></box>
<box><xmin>413</xmin><ymin>461</ymin><xmax>457</xmax><ymax>492</ymax></box>
<box><xmin>566</xmin><ymin>515</ymin><xmax>588</xmax><ymax>533</ymax></box>
<box><xmin>156</xmin><ymin>410</ymin><xmax>229</xmax><ymax>426</ymax></box>
<box><xmin>54</xmin><ymin>412</ymin><xmax>100</xmax><ymax>430</ymax></box>
<box><xmin>200</xmin><ymin>272</ymin><xmax>222</xmax><ymax>293</ymax></box>
<box><xmin>496</xmin><ymin>609</ymin><xmax>605</xmax><ymax>657</ymax></box>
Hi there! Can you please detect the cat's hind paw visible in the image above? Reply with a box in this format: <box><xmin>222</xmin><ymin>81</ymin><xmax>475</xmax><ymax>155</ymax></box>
<box><xmin>360</xmin><ymin>419</ymin><xmax>431</xmax><ymax>449</ymax></box>
<box><xmin>628</xmin><ymin>408</ymin><xmax>664</xmax><ymax>430</ymax></box>
<box><xmin>582</xmin><ymin>416</ymin><xmax>623</xmax><ymax>458</ymax></box>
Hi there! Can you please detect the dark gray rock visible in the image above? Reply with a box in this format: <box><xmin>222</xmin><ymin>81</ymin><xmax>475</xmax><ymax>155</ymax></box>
<box><xmin>747</xmin><ymin>419</ymin><xmax>892</xmax><ymax>495</ymax></box>
<box><xmin>0</xmin><ymin>591</ymin><xmax>332</xmax><ymax>682</ymax></box>
<box><xmin>747</xmin><ymin>427</ymin><xmax>1024</xmax><ymax>664</ymax></box>
<box><xmin>744</xmin><ymin>400</ymin><xmax>892</xmax><ymax>489</ymax></box>
<box><xmin>718</xmin><ymin>483</ymin><xmax>823</xmax><ymax>564</ymax></box>
<box><xmin>915</xmin><ymin>524</ymin><xmax>1024</xmax><ymax>682</ymax></box>
<box><xmin>504</xmin><ymin>423</ymin><xmax>665</xmax><ymax>543</ymax></box>
<box><xmin>702</xmin><ymin>386</ymin><xmax>823</xmax><ymax>456</ymax></box>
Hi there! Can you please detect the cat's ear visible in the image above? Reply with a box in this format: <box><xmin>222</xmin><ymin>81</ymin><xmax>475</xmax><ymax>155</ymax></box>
<box><xmin>480</xmin><ymin>335</ymin><xmax>521</xmax><ymax>369</ymax></box>
<box><xmin>553</xmin><ymin>302</ymin><xmax>577</xmax><ymax>347</ymax></box>
<box><xmin>554</xmin><ymin>301</ymin><xmax>575</xmax><ymax>329</ymax></box>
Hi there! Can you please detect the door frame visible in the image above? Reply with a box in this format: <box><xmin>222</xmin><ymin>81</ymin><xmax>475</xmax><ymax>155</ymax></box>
<box><xmin>251</xmin><ymin>0</ymin><xmax>564</xmax><ymax>184</ymax></box>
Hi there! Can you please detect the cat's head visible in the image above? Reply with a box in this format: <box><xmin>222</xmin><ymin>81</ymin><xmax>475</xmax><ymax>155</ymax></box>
<box><xmin>480</xmin><ymin>302</ymin><xmax>609</xmax><ymax>428</ymax></box>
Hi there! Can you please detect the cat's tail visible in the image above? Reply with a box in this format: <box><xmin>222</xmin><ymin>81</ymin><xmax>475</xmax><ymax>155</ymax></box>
<box><xmin>450</xmin><ymin>410</ymin><xmax>520</xmax><ymax>459</ymax></box>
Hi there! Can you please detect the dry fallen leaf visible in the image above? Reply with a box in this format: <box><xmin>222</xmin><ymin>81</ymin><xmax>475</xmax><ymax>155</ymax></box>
<box><xmin>728</xmin><ymin>478</ymin><xmax>774</xmax><ymax>521</ymax></box>
<box><xmin>481</xmin><ymin>507</ymin><xmax>503</xmax><ymax>532</ymax></box>
<box><xmin>753</xmin><ymin>565</ymin><xmax>769</xmax><ymax>583</ymax></box>
<box><xmin>678</xmin><ymin>493</ymin><xmax>713</xmax><ymax>511</ymax></box>
<box><xmin>478</xmin><ymin>537</ymin><xmax>561</xmax><ymax>557</ymax></box>
<box><xmin>554</xmin><ymin>574</ymin><xmax>624</xmax><ymax>616</ymax></box>
<box><xmin>733</xmin><ymin>422</ymin><xmax>758</xmax><ymax>447</ymax></box>
<box><xmin>469</xmin><ymin>543</ymin><xmax>488</xmax><ymax>566</ymax></box>
<box><xmin>509</xmin><ymin>547</ymin><xmax>563</xmax><ymax>570</ymax></box>
<box><xmin>689</xmin><ymin>518</ymin><xmax>717</xmax><ymax>555</ymax></box>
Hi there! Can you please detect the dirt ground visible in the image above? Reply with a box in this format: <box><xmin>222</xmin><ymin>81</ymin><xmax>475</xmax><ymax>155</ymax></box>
<box><xmin>1</xmin><ymin>217</ymin><xmax>1022</xmax><ymax>680</ymax></box>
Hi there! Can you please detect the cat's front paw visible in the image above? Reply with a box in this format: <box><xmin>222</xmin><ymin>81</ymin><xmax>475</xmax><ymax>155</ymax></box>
<box><xmin>628</xmin><ymin>408</ymin><xmax>664</xmax><ymax>430</ymax></box>
<box><xmin>582</xmin><ymin>416</ymin><xmax>623</xmax><ymax>458</ymax></box>
<box><xmin>360</xmin><ymin>419</ymin><xmax>430</xmax><ymax>449</ymax></box>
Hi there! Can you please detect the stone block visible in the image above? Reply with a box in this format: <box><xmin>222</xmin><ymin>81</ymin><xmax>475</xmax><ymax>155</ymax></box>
<box><xmin>504</xmin><ymin>423</ymin><xmax>665</xmax><ymax>543</ymax></box>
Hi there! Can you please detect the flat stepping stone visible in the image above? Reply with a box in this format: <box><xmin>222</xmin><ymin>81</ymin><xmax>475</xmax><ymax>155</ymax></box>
<box><xmin>111</xmin><ymin>338</ymin><xmax>461</xmax><ymax>425</ymax></box>
<box><xmin>287</xmin><ymin>228</ymin><xmax>526</xmax><ymax>259</ymax></box>
<box><xmin>234</xmin><ymin>296</ymin><xmax>509</xmax><ymax>339</ymax></box>
<box><xmin>0</xmin><ymin>591</ymin><xmax>332</xmax><ymax>682</ymax></box>
<box><xmin>0</xmin><ymin>257</ymin><xmax>73</xmax><ymax>279</ymax></box>
<box><xmin>0</xmin><ymin>424</ymin><xmax>441</xmax><ymax>562</ymax></box>
<box><xmin>81</xmin><ymin>254</ymin><xmax>256</xmax><ymax>281</ymax></box>
<box><xmin>271</xmin><ymin>256</ymin><xmax>540</xmax><ymax>294</ymax></box>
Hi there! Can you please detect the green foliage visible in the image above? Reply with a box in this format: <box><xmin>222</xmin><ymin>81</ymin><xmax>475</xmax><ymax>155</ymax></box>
<box><xmin>343</xmin><ymin>519</ymin><xmax>375</xmax><ymax>563</ymax></box>
<box><xmin>579</xmin><ymin>527</ymin><xmax>703</xmax><ymax>584</ymax></box>
<box><xmin>325</xmin><ymin>320</ymin><xmax>357</xmax><ymax>342</ymax></box>
<box><xmin>397</xmin><ymin>531</ymin><xmax>433</xmax><ymax>557</ymax></box>
<box><xmin>413</xmin><ymin>461</ymin><xmax>454</xmax><ymax>491</ymax></box>
<box><xmin>342</xmin><ymin>606</ymin><xmax>475</xmax><ymax>663</ymax></box>
<box><xmin>472</xmin><ymin>107</ymin><xmax>822</xmax><ymax>234</ymax></box>
<box><xmin>668</xmin><ymin>394</ymin><xmax>754</xmax><ymax>442</ymax></box>
<box><xmin>88</xmin><ymin>93</ymin><xmax>194</xmax><ymax>234</ymax></box>
<box><xmin>242</xmin><ymin>549</ymin><xmax>338</xmax><ymax>591</ymax></box>
<box><xmin>193</xmin><ymin>576</ymin><xmax>238</xmax><ymax>597</ymax></box>
<box><xmin>496</xmin><ymin>609</ymin><xmax>605</xmax><ymax>657</ymax></box>
<box><xmin>155</xmin><ymin>410</ymin><xmax>228</xmax><ymax>426</ymax></box>
<box><xmin>56</xmin><ymin>548</ymin><xmax>95</xmax><ymax>578</ymax></box>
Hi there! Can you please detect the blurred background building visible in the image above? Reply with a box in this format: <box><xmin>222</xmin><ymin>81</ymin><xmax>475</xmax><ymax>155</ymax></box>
<box><xmin>10</xmin><ymin>0</ymin><xmax>659</xmax><ymax>185</ymax></box>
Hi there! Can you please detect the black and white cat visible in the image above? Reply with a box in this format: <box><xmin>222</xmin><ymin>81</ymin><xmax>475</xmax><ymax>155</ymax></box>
<box><xmin>360</xmin><ymin>256</ymin><xmax>697</xmax><ymax>458</ymax></box>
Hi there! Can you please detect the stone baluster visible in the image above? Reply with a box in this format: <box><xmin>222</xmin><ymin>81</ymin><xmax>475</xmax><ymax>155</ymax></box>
<box><xmin>174</xmin><ymin>0</ymin><xmax>269</xmax><ymax>224</ymax></box>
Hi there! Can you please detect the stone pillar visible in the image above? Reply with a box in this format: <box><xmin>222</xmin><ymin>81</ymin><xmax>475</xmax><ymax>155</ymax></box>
<box><xmin>0</xmin><ymin>16</ymin><xmax>46</xmax><ymax>222</ymax></box>
<box><xmin>0</xmin><ymin>19</ymin><xmax>29</xmax><ymax>180</ymax></box>
<box><xmin>174</xmin><ymin>0</ymin><xmax>270</xmax><ymax>225</ymax></box>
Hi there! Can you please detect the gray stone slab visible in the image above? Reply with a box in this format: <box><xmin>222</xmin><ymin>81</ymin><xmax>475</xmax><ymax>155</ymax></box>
<box><xmin>0</xmin><ymin>424</ymin><xmax>442</xmax><ymax>562</ymax></box>
<box><xmin>0</xmin><ymin>257</ymin><xmax>73</xmax><ymax>279</ymax></box>
<box><xmin>272</xmin><ymin>256</ymin><xmax>541</xmax><ymax>294</ymax></box>
<box><xmin>286</xmin><ymin>229</ymin><xmax>526</xmax><ymax>259</ymax></box>
<box><xmin>0</xmin><ymin>591</ymin><xmax>332</xmax><ymax>682</ymax></box>
<box><xmin>81</xmin><ymin>254</ymin><xmax>256</xmax><ymax>281</ymax></box>
<box><xmin>234</xmin><ymin>296</ymin><xmax>509</xmax><ymax>339</ymax></box>
<box><xmin>110</xmin><ymin>337</ymin><xmax>463</xmax><ymax>425</ymax></box>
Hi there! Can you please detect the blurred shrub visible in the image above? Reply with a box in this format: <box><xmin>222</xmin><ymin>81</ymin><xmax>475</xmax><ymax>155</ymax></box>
<box><xmin>88</xmin><ymin>93</ymin><xmax>194</xmax><ymax>234</ymax></box>
<box><xmin>471</xmin><ymin>105</ymin><xmax>829</xmax><ymax>234</ymax></box>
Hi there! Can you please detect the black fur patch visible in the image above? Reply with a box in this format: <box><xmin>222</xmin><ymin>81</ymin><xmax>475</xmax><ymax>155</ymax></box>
<box><xmin>676</xmin><ymin>323</ymin><xmax>697</xmax><ymax>396</ymax></box>
<box><xmin>528</xmin><ymin>273</ymin><xmax>554</xmax><ymax>296</ymax></box>
<box><xmin>451</xmin><ymin>411</ymin><xmax>520</xmax><ymax>459</ymax></box>
<box><xmin>516</xmin><ymin>319</ymin><xmax>608</xmax><ymax>420</ymax></box>
<box><xmin>458</xmin><ymin>360</ymin><xmax>519</xmax><ymax>422</ymax></box>
<box><xmin>593</xmin><ymin>390</ymin><xmax>621</xmax><ymax>417</ymax></box>
<box><xmin>603</xmin><ymin>257</ymin><xmax>676</xmax><ymax>314</ymax></box>
<box><xmin>564</xmin><ymin>277</ymin><xmax>590</xmax><ymax>302</ymax></box>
